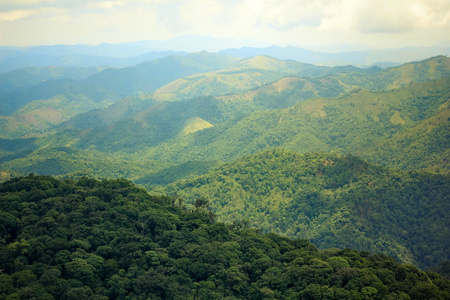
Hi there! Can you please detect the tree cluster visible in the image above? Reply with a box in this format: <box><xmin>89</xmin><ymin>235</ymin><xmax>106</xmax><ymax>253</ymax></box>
<box><xmin>166</xmin><ymin>150</ymin><xmax>450</xmax><ymax>270</ymax></box>
<box><xmin>1</xmin><ymin>175</ymin><xmax>449</xmax><ymax>299</ymax></box>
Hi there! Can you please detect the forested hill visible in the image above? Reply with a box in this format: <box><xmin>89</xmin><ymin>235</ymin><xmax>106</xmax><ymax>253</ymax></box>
<box><xmin>142</xmin><ymin>76</ymin><xmax>450</xmax><ymax>171</ymax></box>
<box><xmin>1</xmin><ymin>175</ymin><xmax>450</xmax><ymax>299</ymax></box>
<box><xmin>0</xmin><ymin>53</ymin><xmax>240</xmax><ymax>138</ymax></box>
<box><xmin>2</xmin><ymin>55</ymin><xmax>449</xmax><ymax>140</ymax></box>
<box><xmin>0</xmin><ymin>73</ymin><xmax>448</xmax><ymax>183</ymax></box>
<box><xmin>163</xmin><ymin>150</ymin><xmax>450</xmax><ymax>270</ymax></box>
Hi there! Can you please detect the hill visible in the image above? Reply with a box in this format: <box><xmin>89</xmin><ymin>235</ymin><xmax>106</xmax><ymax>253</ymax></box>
<box><xmin>0</xmin><ymin>145</ymin><xmax>170</xmax><ymax>181</ymax></box>
<box><xmin>141</xmin><ymin>76</ymin><xmax>450</xmax><ymax>171</ymax></box>
<box><xmin>43</xmin><ymin>57</ymin><xmax>450</xmax><ymax>152</ymax></box>
<box><xmin>0</xmin><ymin>66</ymin><xmax>103</xmax><ymax>97</ymax></box>
<box><xmin>0</xmin><ymin>53</ymin><xmax>239</xmax><ymax>138</ymax></box>
<box><xmin>218</xmin><ymin>45</ymin><xmax>450</xmax><ymax>67</ymax></box>
<box><xmin>163</xmin><ymin>150</ymin><xmax>450</xmax><ymax>270</ymax></box>
<box><xmin>150</xmin><ymin>55</ymin><xmax>324</xmax><ymax>102</ymax></box>
<box><xmin>3</xmin><ymin>55</ymin><xmax>449</xmax><ymax>141</ymax></box>
<box><xmin>0</xmin><ymin>175</ymin><xmax>449</xmax><ymax>299</ymax></box>
<box><xmin>1</xmin><ymin>60</ymin><xmax>448</xmax><ymax>182</ymax></box>
<box><xmin>146</xmin><ymin>55</ymin><xmax>450</xmax><ymax>104</ymax></box>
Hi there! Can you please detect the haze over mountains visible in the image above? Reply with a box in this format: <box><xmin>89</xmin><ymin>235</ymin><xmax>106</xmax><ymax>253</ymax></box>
<box><xmin>1</xmin><ymin>36</ymin><xmax>449</xmax><ymax>288</ymax></box>
<box><xmin>1</xmin><ymin>35</ymin><xmax>449</xmax><ymax>72</ymax></box>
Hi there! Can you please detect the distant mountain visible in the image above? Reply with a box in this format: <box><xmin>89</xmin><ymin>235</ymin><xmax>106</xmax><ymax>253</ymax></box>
<box><xmin>0</xmin><ymin>66</ymin><xmax>103</xmax><ymax>95</ymax></box>
<box><xmin>0</xmin><ymin>35</ymin><xmax>266</xmax><ymax>71</ymax></box>
<box><xmin>0</xmin><ymin>53</ymin><xmax>239</xmax><ymax>138</ymax></box>
<box><xmin>55</xmin><ymin>56</ymin><xmax>450</xmax><ymax>143</ymax></box>
<box><xmin>0</xmin><ymin>35</ymin><xmax>266</xmax><ymax>59</ymax></box>
<box><xmin>219</xmin><ymin>45</ymin><xmax>450</xmax><ymax>67</ymax></box>
<box><xmin>0</xmin><ymin>51</ymin><xmax>188</xmax><ymax>72</ymax></box>
<box><xmin>163</xmin><ymin>149</ymin><xmax>450</xmax><ymax>270</ymax></box>
<box><xmin>2</xmin><ymin>36</ymin><xmax>448</xmax><ymax>72</ymax></box>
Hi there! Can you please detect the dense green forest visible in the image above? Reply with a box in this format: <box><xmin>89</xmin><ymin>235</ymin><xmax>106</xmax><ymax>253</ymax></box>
<box><xmin>1</xmin><ymin>175</ymin><xmax>449</xmax><ymax>299</ymax></box>
<box><xmin>0</xmin><ymin>54</ymin><xmax>449</xmax><ymax>292</ymax></box>
<box><xmin>161</xmin><ymin>150</ymin><xmax>450</xmax><ymax>270</ymax></box>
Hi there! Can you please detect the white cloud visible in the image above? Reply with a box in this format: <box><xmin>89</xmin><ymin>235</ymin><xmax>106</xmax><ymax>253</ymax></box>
<box><xmin>0</xmin><ymin>9</ymin><xmax>36</xmax><ymax>22</ymax></box>
<box><xmin>0</xmin><ymin>0</ymin><xmax>54</xmax><ymax>5</ymax></box>
<box><xmin>318</xmin><ymin>0</ymin><xmax>450</xmax><ymax>33</ymax></box>
<box><xmin>178</xmin><ymin>0</ymin><xmax>224</xmax><ymax>30</ymax></box>
<box><xmin>0</xmin><ymin>0</ymin><xmax>449</xmax><ymax>48</ymax></box>
<box><xmin>240</xmin><ymin>0</ymin><xmax>323</xmax><ymax>29</ymax></box>
<box><xmin>0</xmin><ymin>7</ymin><xmax>63</xmax><ymax>23</ymax></box>
<box><xmin>87</xmin><ymin>1</ymin><xmax>125</xmax><ymax>10</ymax></box>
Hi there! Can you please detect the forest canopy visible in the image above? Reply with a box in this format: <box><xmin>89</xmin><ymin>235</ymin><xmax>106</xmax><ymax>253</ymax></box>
<box><xmin>0</xmin><ymin>175</ymin><xmax>449</xmax><ymax>299</ymax></box>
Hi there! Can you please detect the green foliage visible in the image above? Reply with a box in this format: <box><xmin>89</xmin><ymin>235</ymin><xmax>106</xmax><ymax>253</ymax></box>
<box><xmin>0</xmin><ymin>146</ymin><xmax>170</xmax><ymax>181</ymax></box>
<box><xmin>1</xmin><ymin>56</ymin><xmax>450</xmax><ymax>295</ymax></box>
<box><xmin>0</xmin><ymin>175</ymin><xmax>449</xmax><ymax>299</ymax></box>
<box><xmin>136</xmin><ymin>160</ymin><xmax>223</xmax><ymax>187</ymax></box>
<box><xmin>164</xmin><ymin>150</ymin><xmax>450</xmax><ymax>270</ymax></box>
<box><xmin>0</xmin><ymin>53</ymin><xmax>240</xmax><ymax>138</ymax></box>
<box><xmin>142</xmin><ymin>76</ymin><xmax>449</xmax><ymax>172</ymax></box>
<box><xmin>2</xmin><ymin>56</ymin><xmax>449</xmax><ymax>175</ymax></box>
<box><xmin>0</xmin><ymin>65</ymin><xmax>102</xmax><ymax>104</ymax></box>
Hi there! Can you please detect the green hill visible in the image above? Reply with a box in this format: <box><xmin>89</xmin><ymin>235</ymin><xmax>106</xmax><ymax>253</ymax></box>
<box><xmin>151</xmin><ymin>55</ymin><xmax>335</xmax><ymax>101</ymax></box>
<box><xmin>67</xmin><ymin>96</ymin><xmax>224</xmax><ymax>151</ymax></box>
<box><xmin>0</xmin><ymin>53</ymin><xmax>239</xmax><ymax>138</ymax></box>
<box><xmin>0</xmin><ymin>146</ymin><xmax>170</xmax><ymax>181</ymax></box>
<box><xmin>1</xmin><ymin>175</ymin><xmax>449</xmax><ymax>299</ymax></box>
<box><xmin>0</xmin><ymin>94</ymin><xmax>108</xmax><ymax>138</ymax></box>
<box><xmin>0</xmin><ymin>66</ymin><xmax>103</xmax><ymax>97</ymax></box>
<box><xmin>50</xmin><ymin>56</ymin><xmax>450</xmax><ymax>134</ymax></box>
<box><xmin>17</xmin><ymin>55</ymin><xmax>448</xmax><ymax>137</ymax></box>
<box><xmin>163</xmin><ymin>149</ymin><xmax>450</xmax><ymax>270</ymax></box>
<box><xmin>358</xmin><ymin>107</ymin><xmax>450</xmax><ymax>171</ymax></box>
<box><xmin>142</xmin><ymin>77</ymin><xmax>450</xmax><ymax>171</ymax></box>
<box><xmin>1</xmin><ymin>63</ymin><xmax>448</xmax><ymax>185</ymax></box>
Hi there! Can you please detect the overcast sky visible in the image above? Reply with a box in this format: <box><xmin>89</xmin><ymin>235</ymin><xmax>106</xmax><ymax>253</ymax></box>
<box><xmin>1</xmin><ymin>0</ymin><xmax>449</xmax><ymax>50</ymax></box>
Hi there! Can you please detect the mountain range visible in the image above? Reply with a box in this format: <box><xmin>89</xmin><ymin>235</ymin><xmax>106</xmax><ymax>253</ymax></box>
<box><xmin>0</xmin><ymin>49</ymin><xmax>449</xmax><ymax>276</ymax></box>
<box><xmin>1</xmin><ymin>35</ymin><xmax>449</xmax><ymax>72</ymax></box>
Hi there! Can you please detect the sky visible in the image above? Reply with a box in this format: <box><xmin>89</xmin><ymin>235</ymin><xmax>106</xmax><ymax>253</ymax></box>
<box><xmin>0</xmin><ymin>0</ymin><xmax>449</xmax><ymax>51</ymax></box>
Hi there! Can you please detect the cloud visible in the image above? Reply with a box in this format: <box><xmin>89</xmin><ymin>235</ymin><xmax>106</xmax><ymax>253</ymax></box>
<box><xmin>356</xmin><ymin>2</ymin><xmax>417</xmax><ymax>33</ymax></box>
<box><xmin>87</xmin><ymin>1</ymin><xmax>125</xmax><ymax>10</ymax></box>
<box><xmin>0</xmin><ymin>9</ymin><xmax>36</xmax><ymax>22</ymax></box>
<box><xmin>0</xmin><ymin>0</ymin><xmax>54</xmax><ymax>5</ymax></box>
<box><xmin>0</xmin><ymin>7</ymin><xmax>62</xmax><ymax>23</ymax></box>
<box><xmin>319</xmin><ymin>0</ymin><xmax>450</xmax><ymax>33</ymax></box>
<box><xmin>242</xmin><ymin>0</ymin><xmax>323</xmax><ymax>29</ymax></box>
<box><xmin>0</xmin><ymin>0</ymin><xmax>449</xmax><ymax>48</ymax></box>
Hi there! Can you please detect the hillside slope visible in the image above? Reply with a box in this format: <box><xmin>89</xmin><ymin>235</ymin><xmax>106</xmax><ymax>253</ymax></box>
<box><xmin>0</xmin><ymin>53</ymin><xmax>238</xmax><ymax>138</ymax></box>
<box><xmin>143</xmin><ymin>77</ymin><xmax>450</xmax><ymax>171</ymax></box>
<box><xmin>1</xmin><ymin>57</ymin><xmax>449</xmax><ymax>182</ymax></box>
<box><xmin>163</xmin><ymin>150</ymin><xmax>450</xmax><ymax>270</ymax></box>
